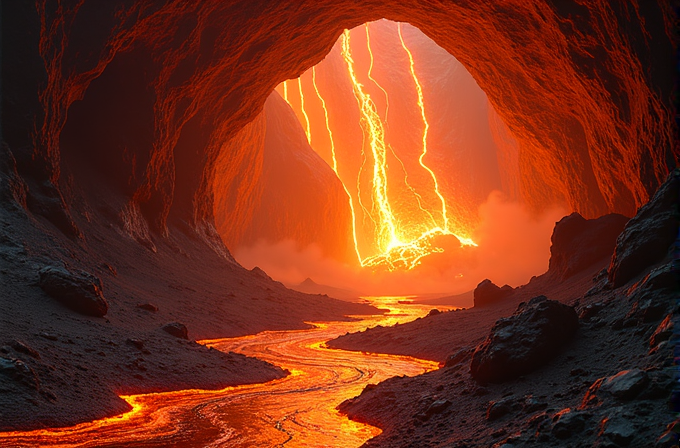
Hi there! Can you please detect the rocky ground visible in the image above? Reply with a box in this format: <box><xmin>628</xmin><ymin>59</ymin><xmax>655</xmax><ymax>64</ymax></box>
<box><xmin>0</xmin><ymin>144</ymin><xmax>376</xmax><ymax>430</ymax></box>
<box><xmin>332</xmin><ymin>170</ymin><xmax>679</xmax><ymax>447</ymax></box>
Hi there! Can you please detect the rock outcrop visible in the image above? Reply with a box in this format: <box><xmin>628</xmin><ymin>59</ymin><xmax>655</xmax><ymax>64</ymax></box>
<box><xmin>473</xmin><ymin>279</ymin><xmax>514</xmax><ymax>308</ymax></box>
<box><xmin>548</xmin><ymin>212</ymin><xmax>629</xmax><ymax>280</ymax></box>
<box><xmin>37</xmin><ymin>266</ymin><xmax>108</xmax><ymax>317</ymax></box>
<box><xmin>470</xmin><ymin>296</ymin><xmax>578</xmax><ymax>383</ymax></box>
<box><xmin>608</xmin><ymin>169</ymin><xmax>679</xmax><ymax>288</ymax></box>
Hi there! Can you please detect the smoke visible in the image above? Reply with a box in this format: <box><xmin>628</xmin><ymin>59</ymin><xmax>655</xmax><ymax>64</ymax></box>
<box><xmin>232</xmin><ymin>191</ymin><xmax>567</xmax><ymax>299</ymax></box>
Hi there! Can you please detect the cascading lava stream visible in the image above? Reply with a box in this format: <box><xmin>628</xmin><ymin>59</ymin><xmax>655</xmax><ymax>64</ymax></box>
<box><xmin>279</xmin><ymin>23</ymin><xmax>477</xmax><ymax>271</ymax></box>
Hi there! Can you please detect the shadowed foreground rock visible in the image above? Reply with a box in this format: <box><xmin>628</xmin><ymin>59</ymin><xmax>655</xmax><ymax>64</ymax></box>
<box><xmin>37</xmin><ymin>266</ymin><xmax>108</xmax><ymax>317</ymax></box>
<box><xmin>548</xmin><ymin>212</ymin><xmax>629</xmax><ymax>280</ymax></box>
<box><xmin>470</xmin><ymin>296</ymin><xmax>578</xmax><ymax>383</ymax></box>
<box><xmin>608</xmin><ymin>169</ymin><xmax>679</xmax><ymax>288</ymax></box>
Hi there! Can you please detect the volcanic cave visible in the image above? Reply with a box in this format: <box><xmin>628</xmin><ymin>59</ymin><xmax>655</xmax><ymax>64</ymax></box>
<box><xmin>1</xmin><ymin>1</ymin><xmax>678</xmax><ymax>447</ymax></box>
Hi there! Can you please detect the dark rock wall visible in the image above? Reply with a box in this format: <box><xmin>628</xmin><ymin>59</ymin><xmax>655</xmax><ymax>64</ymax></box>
<box><xmin>2</xmin><ymin>0</ymin><xmax>676</xmax><ymax>245</ymax></box>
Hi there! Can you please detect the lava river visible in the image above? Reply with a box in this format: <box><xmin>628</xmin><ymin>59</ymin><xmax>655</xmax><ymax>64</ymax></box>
<box><xmin>1</xmin><ymin>297</ymin><xmax>445</xmax><ymax>447</ymax></box>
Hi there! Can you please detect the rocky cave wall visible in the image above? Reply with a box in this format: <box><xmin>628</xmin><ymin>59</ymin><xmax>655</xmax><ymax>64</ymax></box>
<box><xmin>3</xmin><ymin>0</ymin><xmax>676</xmax><ymax>249</ymax></box>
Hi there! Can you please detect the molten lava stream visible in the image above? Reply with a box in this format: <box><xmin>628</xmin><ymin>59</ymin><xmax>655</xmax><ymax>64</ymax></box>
<box><xmin>0</xmin><ymin>298</ymin><xmax>444</xmax><ymax>447</ymax></box>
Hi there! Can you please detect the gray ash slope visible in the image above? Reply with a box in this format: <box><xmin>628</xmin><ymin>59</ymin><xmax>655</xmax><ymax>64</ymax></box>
<box><xmin>334</xmin><ymin>170</ymin><xmax>679</xmax><ymax>448</ymax></box>
<box><xmin>0</xmin><ymin>143</ymin><xmax>376</xmax><ymax>431</ymax></box>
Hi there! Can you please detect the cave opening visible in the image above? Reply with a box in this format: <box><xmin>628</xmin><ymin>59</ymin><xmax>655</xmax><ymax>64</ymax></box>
<box><xmin>213</xmin><ymin>20</ymin><xmax>566</xmax><ymax>296</ymax></box>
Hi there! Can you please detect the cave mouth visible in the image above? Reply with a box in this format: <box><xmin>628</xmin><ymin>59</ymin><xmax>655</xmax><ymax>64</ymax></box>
<box><xmin>214</xmin><ymin>20</ymin><xmax>567</xmax><ymax>296</ymax></box>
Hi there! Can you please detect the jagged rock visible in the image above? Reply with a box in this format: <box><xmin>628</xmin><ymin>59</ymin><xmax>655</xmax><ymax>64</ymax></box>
<box><xmin>650</xmin><ymin>315</ymin><xmax>674</xmax><ymax>348</ymax></box>
<box><xmin>162</xmin><ymin>322</ymin><xmax>189</xmax><ymax>339</ymax></box>
<box><xmin>470</xmin><ymin>296</ymin><xmax>578</xmax><ymax>383</ymax></box>
<box><xmin>583</xmin><ymin>369</ymin><xmax>649</xmax><ymax>406</ymax></box>
<box><xmin>548</xmin><ymin>213</ymin><xmax>629</xmax><ymax>280</ymax></box>
<box><xmin>0</xmin><ymin>357</ymin><xmax>39</xmax><ymax>390</ymax></box>
<box><xmin>609</xmin><ymin>169</ymin><xmax>679</xmax><ymax>288</ymax></box>
<box><xmin>625</xmin><ymin>263</ymin><xmax>675</xmax><ymax>325</ymax></box>
<box><xmin>427</xmin><ymin>308</ymin><xmax>441</xmax><ymax>317</ymax></box>
<box><xmin>551</xmin><ymin>409</ymin><xmax>590</xmax><ymax>439</ymax></box>
<box><xmin>137</xmin><ymin>303</ymin><xmax>159</xmax><ymax>312</ymax></box>
<box><xmin>473</xmin><ymin>279</ymin><xmax>514</xmax><ymax>308</ymax></box>
<box><xmin>38</xmin><ymin>266</ymin><xmax>108</xmax><ymax>317</ymax></box>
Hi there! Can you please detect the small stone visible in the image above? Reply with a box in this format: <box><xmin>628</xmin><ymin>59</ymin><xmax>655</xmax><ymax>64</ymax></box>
<box><xmin>137</xmin><ymin>303</ymin><xmax>159</xmax><ymax>312</ymax></box>
<box><xmin>552</xmin><ymin>409</ymin><xmax>589</xmax><ymax>439</ymax></box>
<box><xmin>126</xmin><ymin>338</ymin><xmax>144</xmax><ymax>350</ymax></box>
<box><xmin>425</xmin><ymin>399</ymin><xmax>450</xmax><ymax>417</ymax></box>
<box><xmin>599</xmin><ymin>369</ymin><xmax>649</xmax><ymax>400</ymax></box>
<box><xmin>487</xmin><ymin>399</ymin><xmax>513</xmax><ymax>421</ymax></box>
<box><xmin>162</xmin><ymin>322</ymin><xmax>189</xmax><ymax>339</ymax></box>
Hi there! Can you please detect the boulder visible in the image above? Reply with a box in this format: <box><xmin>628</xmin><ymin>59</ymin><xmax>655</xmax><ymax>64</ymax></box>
<box><xmin>548</xmin><ymin>213</ymin><xmax>629</xmax><ymax>280</ymax></box>
<box><xmin>487</xmin><ymin>398</ymin><xmax>514</xmax><ymax>421</ymax></box>
<box><xmin>38</xmin><ymin>266</ymin><xmax>108</xmax><ymax>317</ymax></box>
<box><xmin>551</xmin><ymin>409</ymin><xmax>590</xmax><ymax>439</ymax></box>
<box><xmin>609</xmin><ymin>169</ymin><xmax>679</xmax><ymax>288</ymax></box>
<box><xmin>473</xmin><ymin>279</ymin><xmax>514</xmax><ymax>308</ymax></box>
<box><xmin>470</xmin><ymin>296</ymin><xmax>578</xmax><ymax>383</ymax></box>
<box><xmin>162</xmin><ymin>322</ymin><xmax>189</xmax><ymax>339</ymax></box>
<box><xmin>583</xmin><ymin>369</ymin><xmax>649</xmax><ymax>406</ymax></box>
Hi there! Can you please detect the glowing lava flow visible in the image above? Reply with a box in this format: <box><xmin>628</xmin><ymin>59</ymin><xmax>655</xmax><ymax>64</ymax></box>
<box><xmin>366</xmin><ymin>23</ymin><xmax>438</xmax><ymax>229</ymax></box>
<box><xmin>341</xmin><ymin>29</ymin><xmax>400</xmax><ymax>254</ymax></box>
<box><xmin>312</xmin><ymin>66</ymin><xmax>363</xmax><ymax>264</ymax></box>
<box><xmin>397</xmin><ymin>22</ymin><xmax>449</xmax><ymax>232</ymax></box>
<box><xmin>0</xmin><ymin>298</ymin><xmax>443</xmax><ymax>447</ymax></box>
<box><xmin>298</xmin><ymin>77</ymin><xmax>312</xmax><ymax>144</ymax></box>
<box><xmin>273</xmin><ymin>24</ymin><xmax>477</xmax><ymax>271</ymax></box>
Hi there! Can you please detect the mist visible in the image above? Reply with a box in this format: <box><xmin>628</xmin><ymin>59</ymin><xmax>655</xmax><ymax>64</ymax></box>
<box><xmin>232</xmin><ymin>191</ymin><xmax>567</xmax><ymax>299</ymax></box>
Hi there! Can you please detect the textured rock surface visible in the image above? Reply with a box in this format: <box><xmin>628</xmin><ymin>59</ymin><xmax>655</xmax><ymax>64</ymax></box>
<box><xmin>608</xmin><ymin>169</ymin><xmax>679</xmax><ymax>288</ymax></box>
<box><xmin>214</xmin><ymin>92</ymin><xmax>355</xmax><ymax>262</ymax></box>
<box><xmin>38</xmin><ymin>266</ymin><xmax>109</xmax><ymax>317</ymax></box>
<box><xmin>548</xmin><ymin>213</ymin><xmax>629</xmax><ymax>280</ymax></box>
<box><xmin>470</xmin><ymin>296</ymin><xmax>578</xmax><ymax>383</ymax></box>
<box><xmin>4</xmin><ymin>1</ymin><xmax>674</xmax><ymax>241</ymax></box>
<box><xmin>473</xmin><ymin>279</ymin><xmax>514</xmax><ymax>308</ymax></box>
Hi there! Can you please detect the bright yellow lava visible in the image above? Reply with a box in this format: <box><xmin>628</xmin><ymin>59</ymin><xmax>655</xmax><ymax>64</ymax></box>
<box><xmin>0</xmin><ymin>297</ymin><xmax>444</xmax><ymax>447</ymax></box>
<box><xmin>276</xmin><ymin>23</ymin><xmax>477</xmax><ymax>271</ymax></box>
<box><xmin>298</xmin><ymin>77</ymin><xmax>312</xmax><ymax>144</ymax></box>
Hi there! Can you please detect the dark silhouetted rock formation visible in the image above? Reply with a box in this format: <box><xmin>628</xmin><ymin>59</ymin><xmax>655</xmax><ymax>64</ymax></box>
<box><xmin>473</xmin><ymin>279</ymin><xmax>514</xmax><ymax>308</ymax></box>
<box><xmin>548</xmin><ymin>212</ymin><xmax>629</xmax><ymax>280</ymax></box>
<box><xmin>162</xmin><ymin>322</ymin><xmax>189</xmax><ymax>340</ymax></box>
<box><xmin>608</xmin><ymin>169</ymin><xmax>679</xmax><ymax>288</ymax></box>
<box><xmin>37</xmin><ymin>266</ymin><xmax>108</xmax><ymax>317</ymax></box>
<box><xmin>470</xmin><ymin>296</ymin><xmax>578</xmax><ymax>383</ymax></box>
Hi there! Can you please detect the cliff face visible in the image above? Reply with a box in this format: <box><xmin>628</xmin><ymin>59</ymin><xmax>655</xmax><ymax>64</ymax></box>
<box><xmin>3</xmin><ymin>0</ymin><xmax>674</xmax><ymax>247</ymax></box>
<box><xmin>214</xmin><ymin>92</ymin><xmax>355</xmax><ymax>263</ymax></box>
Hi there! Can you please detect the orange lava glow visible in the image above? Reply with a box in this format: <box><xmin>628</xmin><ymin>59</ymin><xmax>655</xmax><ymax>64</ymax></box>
<box><xmin>278</xmin><ymin>22</ymin><xmax>478</xmax><ymax>272</ymax></box>
<box><xmin>0</xmin><ymin>298</ymin><xmax>444</xmax><ymax>447</ymax></box>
